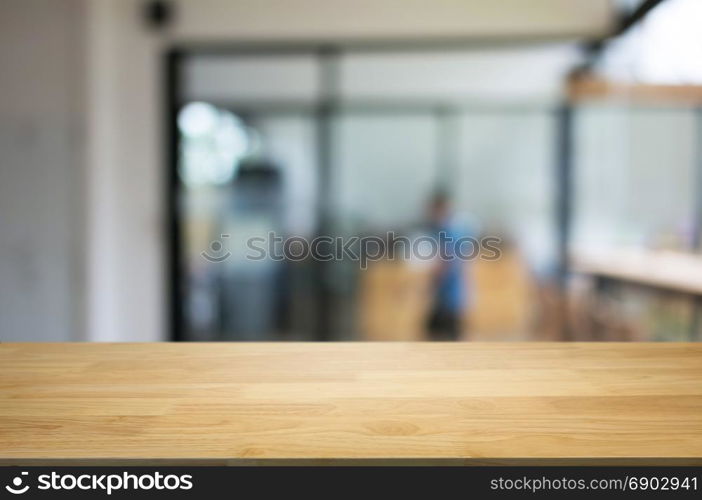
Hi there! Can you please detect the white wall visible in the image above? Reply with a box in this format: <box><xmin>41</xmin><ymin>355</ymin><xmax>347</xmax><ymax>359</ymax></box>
<box><xmin>2</xmin><ymin>0</ymin><xmax>613</xmax><ymax>341</ymax></box>
<box><xmin>85</xmin><ymin>0</ymin><xmax>166</xmax><ymax>341</ymax></box>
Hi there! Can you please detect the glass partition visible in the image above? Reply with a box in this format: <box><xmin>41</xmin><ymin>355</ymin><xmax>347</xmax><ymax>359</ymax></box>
<box><xmin>174</xmin><ymin>44</ymin><xmax>577</xmax><ymax>341</ymax></box>
<box><xmin>570</xmin><ymin>104</ymin><xmax>701</xmax><ymax>341</ymax></box>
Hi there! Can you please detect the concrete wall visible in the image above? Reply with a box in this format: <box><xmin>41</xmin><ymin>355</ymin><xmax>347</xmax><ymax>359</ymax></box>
<box><xmin>0</xmin><ymin>0</ymin><xmax>86</xmax><ymax>341</ymax></box>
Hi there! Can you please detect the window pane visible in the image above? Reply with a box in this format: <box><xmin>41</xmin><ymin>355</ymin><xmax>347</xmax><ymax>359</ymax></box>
<box><xmin>455</xmin><ymin>111</ymin><xmax>557</xmax><ymax>275</ymax></box>
<box><xmin>183</xmin><ymin>55</ymin><xmax>320</xmax><ymax>103</ymax></box>
<box><xmin>573</xmin><ymin>106</ymin><xmax>696</xmax><ymax>250</ymax></box>
<box><xmin>330</xmin><ymin>113</ymin><xmax>440</xmax><ymax>231</ymax></box>
<box><xmin>339</xmin><ymin>45</ymin><xmax>579</xmax><ymax>103</ymax></box>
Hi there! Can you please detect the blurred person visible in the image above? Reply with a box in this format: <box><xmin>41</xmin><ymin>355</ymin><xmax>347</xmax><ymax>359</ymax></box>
<box><xmin>425</xmin><ymin>191</ymin><xmax>472</xmax><ymax>341</ymax></box>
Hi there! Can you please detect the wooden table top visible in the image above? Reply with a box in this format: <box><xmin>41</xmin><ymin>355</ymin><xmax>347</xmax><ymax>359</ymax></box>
<box><xmin>1</xmin><ymin>342</ymin><xmax>701</xmax><ymax>465</ymax></box>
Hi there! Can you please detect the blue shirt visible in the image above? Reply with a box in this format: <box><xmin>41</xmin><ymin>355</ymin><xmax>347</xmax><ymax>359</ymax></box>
<box><xmin>433</xmin><ymin>218</ymin><xmax>470</xmax><ymax>313</ymax></box>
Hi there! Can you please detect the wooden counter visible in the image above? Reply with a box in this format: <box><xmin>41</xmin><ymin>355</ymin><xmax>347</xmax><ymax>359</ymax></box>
<box><xmin>1</xmin><ymin>343</ymin><xmax>701</xmax><ymax>465</ymax></box>
<box><xmin>571</xmin><ymin>247</ymin><xmax>702</xmax><ymax>296</ymax></box>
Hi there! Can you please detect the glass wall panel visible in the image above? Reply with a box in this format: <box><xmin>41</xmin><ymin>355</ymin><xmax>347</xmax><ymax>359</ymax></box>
<box><xmin>330</xmin><ymin>113</ymin><xmax>440</xmax><ymax>231</ymax></box>
<box><xmin>572</xmin><ymin>106</ymin><xmax>696</xmax><ymax>251</ymax></box>
<box><xmin>183</xmin><ymin>55</ymin><xmax>321</xmax><ymax>103</ymax></box>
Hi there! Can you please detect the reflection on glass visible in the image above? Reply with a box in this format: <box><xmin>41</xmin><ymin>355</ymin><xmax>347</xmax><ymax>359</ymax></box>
<box><xmin>178</xmin><ymin>102</ymin><xmax>252</xmax><ymax>186</ymax></box>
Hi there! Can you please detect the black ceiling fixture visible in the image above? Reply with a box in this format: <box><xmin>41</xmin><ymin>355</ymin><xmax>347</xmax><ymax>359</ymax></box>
<box><xmin>572</xmin><ymin>0</ymin><xmax>667</xmax><ymax>76</ymax></box>
<box><xmin>586</xmin><ymin>0</ymin><xmax>667</xmax><ymax>56</ymax></box>
<box><xmin>143</xmin><ymin>0</ymin><xmax>175</xmax><ymax>30</ymax></box>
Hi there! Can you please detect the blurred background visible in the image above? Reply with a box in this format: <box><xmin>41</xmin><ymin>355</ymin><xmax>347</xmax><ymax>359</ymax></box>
<box><xmin>2</xmin><ymin>0</ymin><xmax>702</xmax><ymax>342</ymax></box>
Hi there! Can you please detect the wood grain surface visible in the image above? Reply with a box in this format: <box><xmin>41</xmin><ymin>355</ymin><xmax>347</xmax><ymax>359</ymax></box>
<box><xmin>1</xmin><ymin>343</ymin><xmax>701</xmax><ymax>465</ymax></box>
